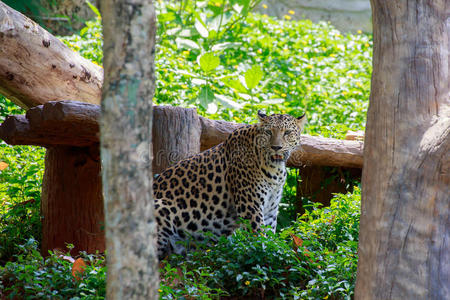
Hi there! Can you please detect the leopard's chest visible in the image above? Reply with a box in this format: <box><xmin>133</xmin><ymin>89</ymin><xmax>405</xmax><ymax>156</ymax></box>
<box><xmin>256</xmin><ymin>169</ymin><xmax>286</xmax><ymax>215</ymax></box>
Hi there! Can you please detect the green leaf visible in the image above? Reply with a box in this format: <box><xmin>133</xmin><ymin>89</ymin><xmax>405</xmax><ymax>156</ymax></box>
<box><xmin>198</xmin><ymin>52</ymin><xmax>220</xmax><ymax>73</ymax></box>
<box><xmin>158</xmin><ymin>12</ymin><xmax>176</xmax><ymax>23</ymax></box>
<box><xmin>211</xmin><ymin>42</ymin><xmax>242</xmax><ymax>52</ymax></box>
<box><xmin>222</xmin><ymin>77</ymin><xmax>247</xmax><ymax>93</ymax></box>
<box><xmin>244</xmin><ymin>65</ymin><xmax>263</xmax><ymax>90</ymax></box>
<box><xmin>215</xmin><ymin>94</ymin><xmax>243</xmax><ymax>109</ymax></box>
<box><xmin>85</xmin><ymin>0</ymin><xmax>100</xmax><ymax>17</ymax></box>
<box><xmin>198</xmin><ymin>86</ymin><xmax>214</xmax><ymax>109</ymax></box>
<box><xmin>175</xmin><ymin>38</ymin><xmax>200</xmax><ymax>50</ymax></box>
<box><xmin>194</xmin><ymin>18</ymin><xmax>209</xmax><ymax>38</ymax></box>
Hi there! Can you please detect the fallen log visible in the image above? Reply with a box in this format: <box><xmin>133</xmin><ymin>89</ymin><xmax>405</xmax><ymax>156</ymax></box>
<box><xmin>0</xmin><ymin>2</ymin><xmax>103</xmax><ymax>109</ymax></box>
<box><xmin>0</xmin><ymin>101</ymin><xmax>364</xmax><ymax>168</ymax></box>
<box><xmin>199</xmin><ymin>115</ymin><xmax>364</xmax><ymax>168</ymax></box>
<box><xmin>0</xmin><ymin>101</ymin><xmax>100</xmax><ymax>147</ymax></box>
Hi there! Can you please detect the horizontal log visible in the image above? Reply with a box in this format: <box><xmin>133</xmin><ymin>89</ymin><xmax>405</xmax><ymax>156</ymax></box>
<box><xmin>199</xmin><ymin>116</ymin><xmax>363</xmax><ymax>168</ymax></box>
<box><xmin>0</xmin><ymin>101</ymin><xmax>99</xmax><ymax>147</ymax></box>
<box><xmin>0</xmin><ymin>101</ymin><xmax>364</xmax><ymax>168</ymax></box>
<box><xmin>0</xmin><ymin>2</ymin><xmax>103</xmax><ymax>109</ymax></box>
<box><xmin>291</xmin><ymin>135</ymin><xmax>363</xmax><ymax>168</ymax></box>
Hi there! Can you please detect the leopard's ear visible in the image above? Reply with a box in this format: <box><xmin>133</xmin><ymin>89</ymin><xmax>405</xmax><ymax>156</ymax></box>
<box><xmin>296</xmin><ymin>113</ymin><xmax>307</xmax><ymax>128</ymax></box>
<box><xmin>257</xmin><ymin>110</ymin><xmax>269</xmax><ymax>123</ymax></box>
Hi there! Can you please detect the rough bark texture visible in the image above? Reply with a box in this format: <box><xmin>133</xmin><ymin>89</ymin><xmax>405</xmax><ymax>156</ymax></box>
<box><xmin>41</xmin><ymin>145</ymin><xmax>104</xmax><ymax>255</ymax></box>
<box><xmin>0</xmin><ymin>101</ymin><xmax>100</xmax><ymax>147</ymax></box>
<box><xmin>355</xmin><ymin>1</ymin><xmax>450</xmax><ymax>299</ymax></box>
<box><xmin>0</xmin><ymin>1</ymin><xmax>103</xmax><ymax>109</ymax></box>
<box><xmin>152</xmin><ymin>106</ymin><xmax>201</xmax><ymax>174</ymax></box>
<box><xmin>100</xmin><ymin>0</ymin><xmax>159</xmax><ymax>298</ymax></box>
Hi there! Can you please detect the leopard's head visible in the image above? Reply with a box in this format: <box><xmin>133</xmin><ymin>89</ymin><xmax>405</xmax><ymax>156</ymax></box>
<box><xmin>256</xmin><ymin>111</ymin><xmax>306</xmax><ymax>164</ymax></box>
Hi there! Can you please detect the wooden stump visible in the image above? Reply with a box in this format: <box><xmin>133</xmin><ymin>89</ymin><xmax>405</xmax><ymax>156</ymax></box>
<box><xmin>152</xmin><ymin>106</ymin><xmax>201</xmax><ymax>174</ymax></box>
<box><xmin>41</xmin><ymin>145</ymin><xmax>104</xmax><ymax>255</ymax></box>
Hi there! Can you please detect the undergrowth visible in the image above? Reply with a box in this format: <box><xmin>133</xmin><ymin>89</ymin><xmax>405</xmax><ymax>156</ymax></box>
<box><xmin>1</xmin><ymin>189</ymin><xmax>360</xmax><ymax>299</ymax></box>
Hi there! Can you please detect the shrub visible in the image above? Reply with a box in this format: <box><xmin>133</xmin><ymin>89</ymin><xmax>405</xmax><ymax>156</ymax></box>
<box><xmin>0</xmin><ymin>189</ymin><xmax>360</xmax><ymax>299</ymax></box>
<box><xmin>0</xmin><ymin>239</ymin><xmax>105</xmax><ymax>299</ymax></box>
<box><xmin>0</xmin><ymin>98</ymin><xmax>45</xmax><ymax>262</ymax></box>
<box><xmin>161</xmin><ymin>188</ymin><xmax>361</xmax><ymax>299</ymax></box>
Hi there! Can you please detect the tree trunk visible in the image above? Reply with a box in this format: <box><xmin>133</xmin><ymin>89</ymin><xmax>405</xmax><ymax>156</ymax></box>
<box><xmin>0</xmin><ymin>2</ymin><xmax>103</xmax><ymax>109</ymax></box>
<box><xmin>356</xmin><ymin>1</ymin><xmax>450</xmax><ymax>299</ymax></box>
<box><xmin>41</xmin><ymin>145</ymin><xmax>104</xmax><ymax>255</ymax></box>
<box><xmin>152</xmin><ymin>106</ymin><xmax>201</xmax><ymax>174</ymax></box>
<box><xmin>100</xmin><ymin>0</ymin><xmax>159</xmax><ymax>298</ymax></box>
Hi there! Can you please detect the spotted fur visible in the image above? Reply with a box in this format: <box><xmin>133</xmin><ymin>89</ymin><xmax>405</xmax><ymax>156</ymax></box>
<box><xmin>153</xmin><ymin>112</ymin><xmax>306</xmax><ymax>258</ymax></box>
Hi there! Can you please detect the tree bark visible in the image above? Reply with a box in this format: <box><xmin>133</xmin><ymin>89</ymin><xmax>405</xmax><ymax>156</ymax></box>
<box><xmin>100</xmin><ymin>0</ymin><xmax>159</xmax><ymax>298</ymax></box>
<box><xmin>41</xmin><ymin>145</ymin><xmax>104</xmax><ymax>255</ymax></box>
<box><xmin>0</xmin><ymin>1</ymin><xmax>103</xmax><ymax>109</ymax></box>
<box><xmin>356</xmin><ymin>1</ymin><xmax>450</xmax><ymax>299</ymax></box>
<box><xmin>152</xmin><ymin>106</ymin><xmax>201</xmax><ymax>174</ymax></box>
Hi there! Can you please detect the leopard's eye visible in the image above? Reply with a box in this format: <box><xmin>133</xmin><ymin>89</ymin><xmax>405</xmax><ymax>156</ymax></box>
<box><xmin>284</xmin><ymin>130</ymin><xmax>292</xmax><ymax>136</ymax></box>
<box><xmin>265</xmin><ymin>129</ymin><xmax>272</xmax><ymax>136</ymax></box>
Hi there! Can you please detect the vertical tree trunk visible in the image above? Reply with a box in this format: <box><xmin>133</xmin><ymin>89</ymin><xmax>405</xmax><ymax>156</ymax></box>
<box><xmin>356</xmin><ymin>1</ymin><xmax>450</xmax><ymax>299</ymax></box>
<box><xmin>152</xmin><ymin>106</ymin><xmax>201</xmax><ymax>174</ymax></box>
<box><xmin>100</xmin><ymin>0</ymin><xmax>158</xmax><ymax>298</ymax></box>
<box><xmin>41</xmin><ymin>145</ymin><xmax>104</xmax><ymax>255</ymax></box>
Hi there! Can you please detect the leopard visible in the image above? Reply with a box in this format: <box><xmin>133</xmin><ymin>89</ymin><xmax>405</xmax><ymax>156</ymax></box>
<box><xmin>153</xmin><ymin>111</ymin><xmax>306</xmax><ymax>258</ymax></box>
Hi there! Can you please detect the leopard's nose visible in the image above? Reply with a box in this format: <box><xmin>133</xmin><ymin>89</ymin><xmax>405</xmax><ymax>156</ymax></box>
<box><xmin>271</xmin><ymin>145</ymin><xmax>282</xmax><ymax>151</ymax></box>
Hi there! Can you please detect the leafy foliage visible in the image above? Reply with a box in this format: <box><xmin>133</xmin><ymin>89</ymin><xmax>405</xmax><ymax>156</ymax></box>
<box><xmin>160</xmin><ymin>188</ymin><xmax>360</xmax><ymax>299</ymax></box>
<box><xmin>0</xmin><ymin>97</ymin><xmax>45</xmax><ymax>263</ymax></box>
<box><xmin>0</xmin><ymin>239</ymin><xmax>105</xmax><ymax>299</ymax></box>
<box><xmin>60</xmin><ymin>0</ymin><xmax>372</xmax><ymax>138</ymax></box>
<box><xmin>0</xmin><ymin>189</ymin><xmax>360</xmax><ymax>299</ymax></box>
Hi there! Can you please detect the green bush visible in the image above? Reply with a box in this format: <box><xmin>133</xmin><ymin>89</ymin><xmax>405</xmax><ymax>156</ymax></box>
<box><xmin>0</xmin><ymin>96</ymin><xmax>45</xmax><ymax>262</ymax></box>
<box><xmin>0</xmin><ymin>188</ymin><xmax>360</xmax><ymax>299</ymax></box>
<box><xmin>0</xmin><ymin>239</ymin><xmax>105</xmax><ymax>299</ymax></box>
<box><xmin>160</xmin><ymin>188</ymin><xmax>360</xmax><ymax>299</ymax></box>
<box><xmin>60</xmin><ymin>0</ymin><xmax>372</xmax><ymax>138</ymax></box>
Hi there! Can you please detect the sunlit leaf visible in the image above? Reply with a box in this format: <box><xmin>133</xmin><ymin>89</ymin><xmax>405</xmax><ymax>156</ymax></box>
<box><xmin>198</xmin><ymin>52</ymin><xmax>220</xmax><ymax>73</ymax></box>
<box><xmin>175</xmin><ymin>38</ymin><xmax>200</xmax><ymax>50</ymax></box>
<box><xmin>194</xmin><ymin>17</ymin><xmax>209</xmax><ymax>38</ymax></box>
<box><xmin>244</xmin><ymin>65</ymin><xmax>263</xmax><ymax>90</ymax></box>
<box><xmin>211</xmin><ymin>42</ymin><xmax>242</xmax><ymax>51</ymax></box>
<box><xmin>215</xmin><ymin>94</ymin><xmax>243</xmax><ymax>109</ymax></box>
<box><xmin>198</xmin><ymin>86</ymin><xmax>215</xmax><ymax>109</ymax></box>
